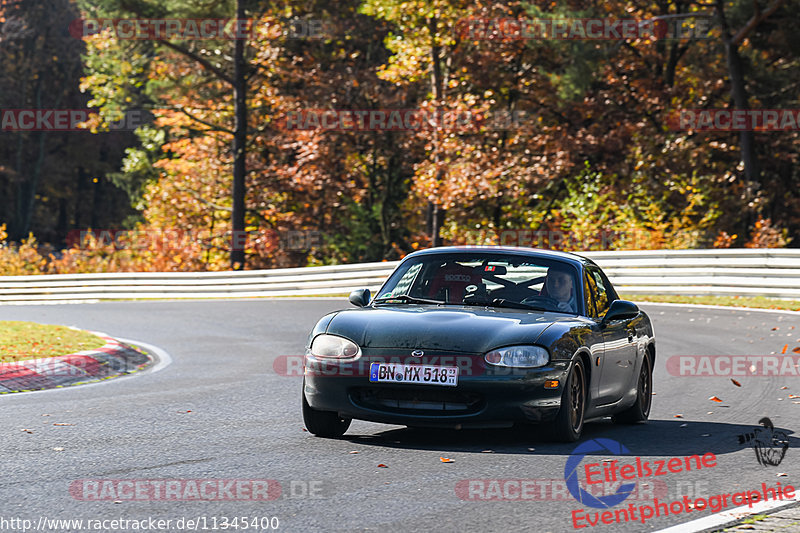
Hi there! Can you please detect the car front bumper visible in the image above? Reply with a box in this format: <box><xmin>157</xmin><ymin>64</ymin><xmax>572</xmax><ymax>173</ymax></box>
<box><xmin>303</xmin><ymin>352</ymin><xmax>570</xmax><ymax>428</ymax></box>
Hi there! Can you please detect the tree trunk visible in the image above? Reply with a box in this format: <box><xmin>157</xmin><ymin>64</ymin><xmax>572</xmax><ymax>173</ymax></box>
<box><xmin>724</xmin><ymin>42</ymin><xmax>759</xmax><ymax>185</ymax></box>
<box><xmin>429</xmin><ymin>17</ymin><xmax>445</xmax><ymax>247</ymax></box>
<box><xmin>17</xmin><ymin>80</ymin><xmax>47</xmax><ymax>239</ymax></box>
<box><xmin>716</xmin><ymin>0</ymin><xmax>759</xmax><ymax>189</ymax></box>
<box><xmin>230</xmin><ymin>0</ymin><xmax>247</xmax><ymax>269</ymax></box>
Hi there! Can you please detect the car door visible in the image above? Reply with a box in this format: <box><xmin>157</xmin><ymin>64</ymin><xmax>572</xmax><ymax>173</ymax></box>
<box><xmin>586</xmin><ymin>266</ymin><xmax>638</xmax><ymax>405</ymax></box>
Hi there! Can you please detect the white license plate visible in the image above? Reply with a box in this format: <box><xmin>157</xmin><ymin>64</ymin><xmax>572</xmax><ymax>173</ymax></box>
<box><xmin>369</xmin><ymin>363</ymin><xmax>458</xmax><ymax>386</ymax></box>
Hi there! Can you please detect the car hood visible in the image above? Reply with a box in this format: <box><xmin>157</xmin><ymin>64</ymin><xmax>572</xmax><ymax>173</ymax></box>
<box><xmin>325</xmin><ymin>305</ymin><xmax>573</xmax><ymax>353</ymax></box>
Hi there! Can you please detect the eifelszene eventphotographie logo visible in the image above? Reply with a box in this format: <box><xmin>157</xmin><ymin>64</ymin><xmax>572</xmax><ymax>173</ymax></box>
<box><xmin>564</xmin><ymin>438</ymin><xmax>718</xmax><ymax>511</ymax></box>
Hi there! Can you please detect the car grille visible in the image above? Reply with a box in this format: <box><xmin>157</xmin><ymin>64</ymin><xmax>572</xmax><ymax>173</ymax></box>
<box><xmin>349</xmin><ymin>387</ymin><xmax>484</xmax><ymax>415</ymax></box>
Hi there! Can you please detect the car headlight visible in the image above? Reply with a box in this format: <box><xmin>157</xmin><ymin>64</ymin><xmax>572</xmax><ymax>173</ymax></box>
<box><xmin>485</xmin><ymin>345</ymin><xmax>549</xmax><ymax>368</ymax></box>
<box><xmin>310</xmin><ymin>334</ymin><xmax>361</xmax><ymax>358</ymax></box>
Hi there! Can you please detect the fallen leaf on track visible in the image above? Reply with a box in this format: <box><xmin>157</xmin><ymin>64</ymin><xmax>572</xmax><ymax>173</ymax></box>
<box><xmin>777</xmin><ymin>473</ymin><xmax>788</xmax><ymax>477</ymax></box>
<box><xmin>794</xmin><ymin>347</ymin><xmax>800</xmax><ymax>354</ymax></box>
<box><xmin>731</xmin><ymin>379</ymin><xmax>742</xmax><ymax>387</ymax></box>
<box><xmin>21</xmin><ymin>428</ymin><xmax>33</xmax><ymax>433</ymax></box>
<box><xmin>440</xmin><ymin>457</ymin><xmax>455</xmax><ymax>463</ymax></box>
<box><xmin>52</xmin><ymin>447</ymin><xmax>64</xmax><ymax>451</ymax></box>
<box><xmin>781</xmin><ymin>344</ymin><xmax>788</xmax><ymax>354</ymax></box>
<box><xmin>349</xmin><ymin>451</ymin><xmax>359</xmax><ymax>454</ymax></box>
<box><xmin>789</xmin><ymin>395</ymin><xmax>800</xmax><ymax>399</ymax></box>
<box><xmin>781</xmin><ymin>386</ymin><xmax>789</xmax><ymax>390</ymax></box>
<box><xmin>709</xmin><ymin>396</ymin><xmax>723</xmax><ymax>403</ymax></box>
<box><xmin>674</xmin><ymin>414</ymin><xmax>684</xmax><ymax>418</ymax></box>
<box><xmin>377</xmin><ymin>464</ymin><xmax>388</xmax><ymax>468</ymax></box>
<box><xmin>53</xmin><ymin>423</ymin><xmax>73</xmax><ymax>426</ymax></box>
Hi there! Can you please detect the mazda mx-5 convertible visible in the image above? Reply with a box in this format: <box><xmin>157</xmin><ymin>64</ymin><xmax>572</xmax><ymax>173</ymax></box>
<box><xmin>302</xmin><ymin>247</ymin><xmax>655</xmax><ymax>442</ymax></box>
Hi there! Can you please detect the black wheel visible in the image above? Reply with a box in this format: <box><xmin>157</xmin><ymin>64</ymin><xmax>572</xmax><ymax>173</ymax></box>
<box><xmin>302</xmin><ymin>388</ymin><xmax>351</xmax><ymax>438</ymax></box>
<box><xmin>612</xmin><ymin>354</ymin><xmax>652</xmax><ymax>424</ymax></box>
<box><xmin>552</xmin><ymin>358</ymin><xmax>586</xmax><ymax>442</ymax></box>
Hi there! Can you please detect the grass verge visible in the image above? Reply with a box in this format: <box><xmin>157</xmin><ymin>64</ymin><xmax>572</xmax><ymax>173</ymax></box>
<box><xmin>0</xmin><ymin>321</ymin><xmax>106</xmax><ymax>363</ymax></box>
<box><xmin>623</xmin><ymin>294</ymin><xmax>800</xmax><ymax>312</ymax></box>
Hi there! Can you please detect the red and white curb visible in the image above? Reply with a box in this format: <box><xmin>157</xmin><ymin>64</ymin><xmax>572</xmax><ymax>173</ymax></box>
<box><xmin>0</xmin><ymin>331</ymin><xmax>153</xmax><ymax>393</ymax></box>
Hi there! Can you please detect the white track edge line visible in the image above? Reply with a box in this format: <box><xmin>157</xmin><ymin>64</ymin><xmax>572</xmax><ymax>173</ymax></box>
<box><xmin>117</xmin><ymin>337</ymin><xmax>173</xmax><ymax>374</ymax></box>
<box><xmin>652</xmin><ymin>495</ymin><xmax>800</xmax><ymax>533</ymax></box>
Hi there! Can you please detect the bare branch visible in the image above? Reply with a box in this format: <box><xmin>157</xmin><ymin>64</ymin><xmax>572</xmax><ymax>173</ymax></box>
<box><xmin>156</xmin><ymin>39</ymin><xmax>234</xmax><ymax>85</ymax></box>
<box><xmin>732</xmin><ymin>0</ymin><xmax>786</xmax><ymax>45</ymax></box>
<box><xmin>174</xmin><ymin>106</ymin><xmax>234</xmax><ymax>135</ymax></box>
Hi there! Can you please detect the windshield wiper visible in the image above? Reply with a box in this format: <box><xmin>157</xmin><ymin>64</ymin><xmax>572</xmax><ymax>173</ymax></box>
<box><xmin>372</xmin><ymin>295</ymin><xmax>446</xmax><ymax>305</ymax></box>
<box><xmin>490</xmin><ymin>298</ymin><xmax>548</xmax><ymax>311</ymax></box>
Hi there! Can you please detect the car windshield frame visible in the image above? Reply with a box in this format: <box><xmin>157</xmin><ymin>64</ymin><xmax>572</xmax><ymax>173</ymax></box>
<box><xmin>373</xmin><ymin>251</ymin><xmax>585</xmax><ymax>316</ymax></box>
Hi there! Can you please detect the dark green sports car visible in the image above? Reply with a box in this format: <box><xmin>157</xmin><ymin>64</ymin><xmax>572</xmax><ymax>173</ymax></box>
<box><xmin>302</xmin><ymin>246</ymin><xmax>655</xmax><ymax>442</ymax></box>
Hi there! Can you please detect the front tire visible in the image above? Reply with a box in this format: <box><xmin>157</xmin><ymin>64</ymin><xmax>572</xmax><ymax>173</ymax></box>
<box><xmin>302</xmin><ymin>387</ymin><xmax>351</xmax><ymax>438</ymax></box>
<box><xmin>552</xmin><ymin>358</ymin><xmax>586</xmax><ymax>442</ymax></box>
<box><xmin>612</xmin><ymin>353</ymin><xmax>652</xmax><ymax>424</ymax></box>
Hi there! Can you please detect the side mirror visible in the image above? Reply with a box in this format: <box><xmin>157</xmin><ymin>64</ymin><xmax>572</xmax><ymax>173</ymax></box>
<box><xmin>600</xmin><ymin>300</ymin><xmax>639</xmax><ymax>326</ymax></box>
<box><xmin>349</xmin><ymin>288</ymin><xmax>371</xmax><ymax>308</ymax></box>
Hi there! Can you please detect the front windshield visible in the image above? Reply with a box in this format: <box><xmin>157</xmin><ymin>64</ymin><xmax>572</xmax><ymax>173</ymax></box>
<box><xmin>375</xmin><ymin>253</ymin><xmax>581</xmax><ymax>314</ymax></box>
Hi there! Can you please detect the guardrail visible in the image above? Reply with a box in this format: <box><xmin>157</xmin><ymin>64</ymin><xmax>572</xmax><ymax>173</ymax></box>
<box><xmin>583</xmin><ymin>249</ymin><xmax>800</xmax><ymax>298</ymax></box>
<box><xmin>0</xmin><ymin>249</ymin><xmax>798</xmax><ymax>304</ymax></box>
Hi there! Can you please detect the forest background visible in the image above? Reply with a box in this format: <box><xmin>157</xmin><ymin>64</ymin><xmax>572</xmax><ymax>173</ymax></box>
<box><xmin>0</xmin><ymin>0</ymin><xmax>797</xmax><ymax>275</ymax></box>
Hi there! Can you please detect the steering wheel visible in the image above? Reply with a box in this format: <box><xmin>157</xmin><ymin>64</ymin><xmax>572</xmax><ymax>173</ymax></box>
<box><xmin>521</xmin><ymin>295</ymin><xmax>559</xmax><ymax>309</ymax></box>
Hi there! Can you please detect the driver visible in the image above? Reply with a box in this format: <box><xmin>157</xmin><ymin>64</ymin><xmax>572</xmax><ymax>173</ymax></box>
<box><xmin>544</xmin><ymin>266</ymin><xmax>577</xmax><ymax>313</ymax></box>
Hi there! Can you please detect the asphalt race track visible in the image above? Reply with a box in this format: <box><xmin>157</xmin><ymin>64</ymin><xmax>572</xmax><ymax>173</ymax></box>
<box><xmin>1</xmin><ymin>300</ymin><xmax>799</xmax><ymax>533</ymax></box>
